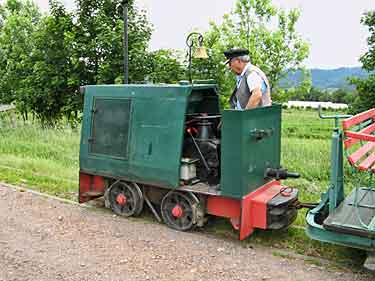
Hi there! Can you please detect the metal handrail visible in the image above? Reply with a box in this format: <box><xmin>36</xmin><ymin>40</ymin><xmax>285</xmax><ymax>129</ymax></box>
<box><xmin>318</xmin><ymin>106</ymin><xmax>352</xmax><ymax>128</ymax></box>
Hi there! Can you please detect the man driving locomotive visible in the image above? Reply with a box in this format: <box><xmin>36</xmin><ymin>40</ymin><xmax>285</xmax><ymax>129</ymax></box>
<box><xmin>224</xmin><ymin>48</ymin><xmax>272</xmax><ymax>109</ymax></box>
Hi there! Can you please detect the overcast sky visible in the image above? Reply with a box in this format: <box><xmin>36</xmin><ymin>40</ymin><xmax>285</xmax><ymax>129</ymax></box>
<box><xmin>4</xmin><ymin>0</ymin><xmax>375</xmax><ymax>69</ymax></box>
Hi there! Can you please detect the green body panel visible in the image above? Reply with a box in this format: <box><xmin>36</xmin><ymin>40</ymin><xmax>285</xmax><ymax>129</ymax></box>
<box><xmin>80</xmin><ymin>84</ymin><xmax>220</xmax><ymax>188</ymax></box>
<box><xmin>221</xmin><ymin>105</ymin><xmax>281</xmax><ymax>198</ymax></box>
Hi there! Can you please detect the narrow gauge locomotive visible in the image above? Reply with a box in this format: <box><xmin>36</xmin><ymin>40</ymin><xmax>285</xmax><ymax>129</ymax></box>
<box><xmin>78</xmin><ymin>82</ymin><xmax>300</xmax><ymax>240</ymax></box>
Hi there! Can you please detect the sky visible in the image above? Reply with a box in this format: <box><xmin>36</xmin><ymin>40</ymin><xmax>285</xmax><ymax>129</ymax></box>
<box><xmin>5</xmin><ymin>0</ymin><xmax>375</xmax><ymax>69</ymax></box>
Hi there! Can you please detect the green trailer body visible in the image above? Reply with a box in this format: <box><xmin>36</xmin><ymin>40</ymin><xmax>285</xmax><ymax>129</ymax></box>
<box><xmin>305</xmin><ymin>108</ymin><xmax>375</xmax><ymax>270</ymax></box>
<box><xmin>79</xmin><ymin>84</ymin><xmax>281</xmax><ymax>199</ymax></box>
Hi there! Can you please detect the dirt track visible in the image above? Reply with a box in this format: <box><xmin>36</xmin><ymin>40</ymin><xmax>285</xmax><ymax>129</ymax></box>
<box><xmin>0</xmin><ymin>183</ymin><xmax>372</xmax><ymax>281</ymax></box>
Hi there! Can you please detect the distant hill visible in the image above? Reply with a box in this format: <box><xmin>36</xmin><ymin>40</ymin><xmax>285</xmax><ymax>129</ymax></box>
<box><xmin>281</xmin><ymin>67</ymin><xmax>371</xmax><ymax>90</ymax></box>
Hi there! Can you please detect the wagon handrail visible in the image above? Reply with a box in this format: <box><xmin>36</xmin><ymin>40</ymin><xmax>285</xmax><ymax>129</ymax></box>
<box><xmin>317</xmin><ymin>106</ymin><xmax>352</xmax><ymax>128</ymax></box>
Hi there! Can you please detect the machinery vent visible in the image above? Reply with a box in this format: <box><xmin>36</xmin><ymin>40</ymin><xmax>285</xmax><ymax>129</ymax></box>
<box><xmin>89</xmin><ymin>98</ymin><xmax>132</xmax><ymax>158</ymax></box>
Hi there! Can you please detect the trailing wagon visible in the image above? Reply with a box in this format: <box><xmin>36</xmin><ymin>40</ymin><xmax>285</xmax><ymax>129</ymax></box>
<box><xmin>306</xmin><ymin>108</ymin><xmax>375</xmax><ymax>269</ymax></box>
<box><xmin>78</xmin><ymin>82</ymin><xmax>300</xmax><ymax>240</ymax></box>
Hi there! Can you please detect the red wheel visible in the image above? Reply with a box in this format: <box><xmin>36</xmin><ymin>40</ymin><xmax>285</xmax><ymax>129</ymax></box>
<box><xmin>161</xmin><ymin>191</ymin><xmax>196</xmax><ymax>231</ymax></box>
<box><xmin>109</xmin><ymin>181</ymin><xmax>142</xmax><ymax>217</ymax></box>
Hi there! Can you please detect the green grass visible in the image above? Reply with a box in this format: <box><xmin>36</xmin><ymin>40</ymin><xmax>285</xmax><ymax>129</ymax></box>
<box><xmin>0</xmin><ymin>108</ymin><xmax>369</xmax><ymax>266</ymax></box>
<box><xmin>0</xmin><ymin>112</ymin><xmax>79</xmax><ymax>200</ymax></box>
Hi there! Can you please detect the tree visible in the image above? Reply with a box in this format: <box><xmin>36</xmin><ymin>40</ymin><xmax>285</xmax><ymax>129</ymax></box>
<box><xmin>0</xmin><ymin>0</ymin><xmax>41</xmax><ymax>120</ymax></box>
<box><xmin>307</xmin><ymin>87</ymin><xmax>326</xmax><ymax>102</ymax></box>
<box><xmin>360</xmin><ymin>11</ymin><xmax>375</xmax><ymax>72</ymax></box>
<box><xmin>196</xmin><ymin>0</ymin><xmax>309</xmax><ymax>107</ymax></box>
<box><xmin>26</xmin><ymin>0</ymin><xmax>77</xmax><ymax>125</ymax></box>
<box><xmin>0</xmin><ymin>0</ymin><xmax>158</xmax><ymax>125</ymax></box>
<box><xmin>351</xmin><ymin>75</ymin><xmax>375</xmax><ymax>113</ymax></box>
<box><xmin>147</xmin><ymin>49</ymin><xmax>185</xmax><ymax>84</ymax></box>
<box><xmin>0</xmin><ymin>4</ymin><xmax>5</xmax><ymax>30</ymax></box>
<box><xmin>330</xmin><ymin>88</ymin><xmax>355</xmax><ymax>104</ymax></box>
<box><xmin>351</xmin><ymin>11</ymin><xmax>375</xmax><ymax>112</ymax></box>
<box><xmin>73</xmin><ymin>0</ymin><xmax>153</xmax><ymax>85</ymax></box>
<box><xmin>293</xmin><ymin>69</ymin><xmax>312</xmax><ymax>101</ymax></box>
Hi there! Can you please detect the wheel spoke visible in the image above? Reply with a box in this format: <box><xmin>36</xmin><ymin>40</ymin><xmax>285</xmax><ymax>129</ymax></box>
<box><xmin>180</xmin><ymin>201</ymin><xmax>189</xmax><ymax>210</ymax></box>
<box><xmin>172</xmin><ymin>194</ymin><xmax>180</xmax><ymax>203</ymax></box>
<box><xmin>123</xmin><ymin>204</ymin><xmax>130</xmax><ymax>212</ymax></box>
<box><xmin>111</xmin><ymin>189</ymin><xmax>120</xmax><ymax>199</ymax></box>
<box><xmin>177</xmin><ymin>218</ymin><xmax>183</xmax><ymax>228</ymax></box>
<box><xmin>181</xmin><ymin>216</ymin><xmax>190</xmax><ymax>226</ymax></box>
<box><xmin>164</xmin><ymin>202</ymin><xmax>176</xmax><ymax>211</ymax></box>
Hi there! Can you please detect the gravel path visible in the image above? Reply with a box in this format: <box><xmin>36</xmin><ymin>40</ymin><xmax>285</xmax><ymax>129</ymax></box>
<box><xmin>0</xmin><ymin>183</ymin><xmax>372</xmax><ymax>281</ymax></box>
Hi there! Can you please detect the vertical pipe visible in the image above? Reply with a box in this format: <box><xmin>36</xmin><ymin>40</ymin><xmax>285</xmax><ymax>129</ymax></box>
<box><xmin>186</xmin><ymin>33</ymin><xmax>195</xmax><ymax>84</ymax></box>
<box><xmin>188</xmin><ymin>45</ymin><xmax>192</xmax><ymax>83</ymax></box>
<box><xmin>123</xmin><ymin>0</ymin><xmax>129</xmax><ymax>84</ymax></box>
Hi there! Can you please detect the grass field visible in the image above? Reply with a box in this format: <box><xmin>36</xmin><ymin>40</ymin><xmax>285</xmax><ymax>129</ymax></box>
<box><xmin>0</xmin><ymin>108</ymin><xmax>368</xmax><ymax>267</ymax></box>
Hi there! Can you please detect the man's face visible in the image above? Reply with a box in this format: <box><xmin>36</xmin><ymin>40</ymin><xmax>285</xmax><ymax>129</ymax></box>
<box><xmin>228</xmin><ymin>58</ymin><xmax>243</xmax><ymax>75</ymax></box>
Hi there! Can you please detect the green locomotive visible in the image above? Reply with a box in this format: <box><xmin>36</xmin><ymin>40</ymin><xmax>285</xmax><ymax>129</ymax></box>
<box><xmin>78</xmin><ymin>82</ymin><xmax>299</xmax><ymax>240</ymax></box>
<box><xmin>78</xmin><ymin>81</ymin><xmax>375</xmax><ymax>269</ymax></box>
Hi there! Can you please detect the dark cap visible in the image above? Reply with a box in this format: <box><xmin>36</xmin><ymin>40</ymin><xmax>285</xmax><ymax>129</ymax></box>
<box><xmin>223</xmin><ymin>48</ymin><xmax>249</xmax><ymax>64</ymax></box>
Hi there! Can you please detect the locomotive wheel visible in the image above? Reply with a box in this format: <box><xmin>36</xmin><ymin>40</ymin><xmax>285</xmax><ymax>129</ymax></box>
<box><xmin>109</xmin><ymin>181</ymin><xmax>143</xmax><ymax>217</ymax></box>
<box><xmin>161</xmin><ymin>191</ymin><xmax>197</xmax><ymax>231</ymax></box>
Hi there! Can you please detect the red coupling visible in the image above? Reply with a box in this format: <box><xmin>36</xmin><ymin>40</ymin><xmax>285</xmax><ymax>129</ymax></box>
<box><xmin>172</xmin><ymin>205</ymin><xmax>184</xmax><ymax>218</ymax></box>
<box><xmin>280</xmin><ymin>186</ymin><xmax>293</xmax><ymax>197</ymax></box>
<box><xmin>116</xmin><ymin>193</ymin><xmax>127</xmax><ymax>206</ymax></box>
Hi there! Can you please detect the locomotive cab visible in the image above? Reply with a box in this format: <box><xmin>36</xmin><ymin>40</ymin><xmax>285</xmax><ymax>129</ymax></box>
<box><xmin>78</xmin><ymin>82</ymin><xmax>299</xmax><ymax>239</ymax></box>
<box><xmin>182</xmin><ymin>86</ymin><xmax>222</xmax><ymax>187</ymax></box>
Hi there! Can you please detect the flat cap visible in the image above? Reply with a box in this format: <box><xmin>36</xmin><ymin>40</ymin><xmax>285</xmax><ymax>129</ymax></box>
<box><xmin>223</xmin><ymin>48</ymin><xmax>249</xmax><ymax>64</ymax></box>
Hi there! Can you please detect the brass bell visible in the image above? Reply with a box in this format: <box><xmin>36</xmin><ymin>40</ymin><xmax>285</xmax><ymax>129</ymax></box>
<box><xmin>194</xmin><ymin>46</ymin><xmax>208</xmax><ymax>59</ymax></box>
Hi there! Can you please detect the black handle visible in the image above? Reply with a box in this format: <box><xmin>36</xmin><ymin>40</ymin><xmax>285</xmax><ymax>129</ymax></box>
<box><xmin>265</xmin><ymin>168</ymin><xmax>300</xmax><ymax>180</ymax></box>
<box><xmin>250</xmin><ymin>128</ymin><xmax>274</xmax><ymax>141</ymax></box>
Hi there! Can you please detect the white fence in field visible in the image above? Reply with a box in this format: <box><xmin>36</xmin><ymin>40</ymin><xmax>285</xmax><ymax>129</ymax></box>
<box><xmin>284</xmin><ymin>101</ymin><xmax>348</xmax><ymax>110</ymax></box>
<box><xmin>0</xmin><ymin>104</ymin><xmax>15</xmax><ymax>112</ymax></box>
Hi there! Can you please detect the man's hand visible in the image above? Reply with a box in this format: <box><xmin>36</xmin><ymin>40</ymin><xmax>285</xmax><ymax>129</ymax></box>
<box><xmin>245</xmin><ymin>87</ymin><xmax>262</xmax><ymax>109</ymax></box>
